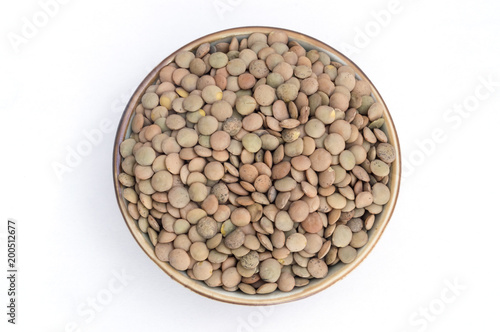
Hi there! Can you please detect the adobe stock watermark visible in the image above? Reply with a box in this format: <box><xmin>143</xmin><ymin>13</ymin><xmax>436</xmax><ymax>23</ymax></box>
<box><xmin>402</xmin><ymin>74</ymin><xmax>499</xmax><ymax>182</ymax></box>
<box><xmin>51</xmin><ymin>59</ymin><xmax>159</xmax><ymax>182</ymax></box>
<box><xmin>7</xmin><ymin>0</ymin><xmax>72</xmax><ymax>53</ymax></box>
<box><xmin>213</xmin><ymin>0</ymin><xmax>243</xmax><ymax>20</ymax></box>
<box><xmin>51</xmin><ymin>89</ymin><xmax>134</xmax><ymax>182</ymax></box>
<box><xmin>51</xmin><ymin>118</ymin><xmax>115</xmax><ymax>181</ymax></box>
<box><xmin>64</xmin><ymin>269</ymin><xmax>135</xmax><ymax>332</ymax></box>
<box><xmin>236</xmin><ymin>306</ymin><xmax>275</xmax><ymax>332</ymax></box>
<box><xmin>340</xmin><ymin>0</ymin><xmax>403</xmax><ymax>57</ymax></box>
<box><xmin>409</xmin><ymin>278</ymin><xmax>466</xmax><ymax>331</ymax></box>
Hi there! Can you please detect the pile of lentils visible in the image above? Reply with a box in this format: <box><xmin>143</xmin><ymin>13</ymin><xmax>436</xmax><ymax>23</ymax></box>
<box><xmin>118</xmin><ymin>30</ymin><xmax>396</xmax><ymax>295</ymax></box>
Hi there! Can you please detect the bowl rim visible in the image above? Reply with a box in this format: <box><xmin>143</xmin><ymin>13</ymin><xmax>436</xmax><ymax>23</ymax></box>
<box><xmin>113</xmin><ymin>26</ymin><xmax>401</xmax><ymax>306</ymax></box>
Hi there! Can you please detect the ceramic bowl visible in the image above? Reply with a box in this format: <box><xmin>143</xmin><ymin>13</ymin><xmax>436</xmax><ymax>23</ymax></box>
<box><xmin>113</xmin><ymin>26</ymin><xmax>401</xmax><ymax>305</ymax></box>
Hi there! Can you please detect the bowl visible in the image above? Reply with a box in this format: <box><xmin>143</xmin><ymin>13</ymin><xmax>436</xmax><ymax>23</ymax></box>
<box><xmin>113</xmin><ymin>26</ymin><xmax>401</xmax><ymax>305</ymax></box>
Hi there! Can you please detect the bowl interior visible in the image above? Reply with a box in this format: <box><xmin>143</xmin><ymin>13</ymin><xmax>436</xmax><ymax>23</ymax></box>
<box><xmin>113</xmin><ymin>27</ymin><xmax>401</xmax><ymax>305</ymax></box>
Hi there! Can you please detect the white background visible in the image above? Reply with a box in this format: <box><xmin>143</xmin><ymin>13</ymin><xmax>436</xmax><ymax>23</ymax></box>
<box><xmin>1</xmin><ymin>0</ymin><xmax>499</xmax><ymax>331</ymax></box>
